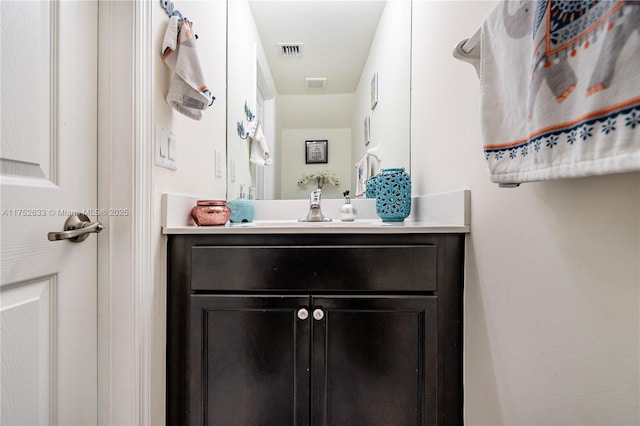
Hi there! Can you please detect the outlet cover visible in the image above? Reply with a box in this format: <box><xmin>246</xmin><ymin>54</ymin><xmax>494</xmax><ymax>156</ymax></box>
<box><xmin>214</xmin><ymin>150</ymin><xmax>223</xmax><ymax>177</ymax></box>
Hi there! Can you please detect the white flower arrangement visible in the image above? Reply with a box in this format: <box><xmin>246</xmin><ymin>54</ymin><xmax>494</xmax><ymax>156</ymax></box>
<box><xmin>297</xmin><ymin>170</ymin><xmax>340</xmax><ymax>189</ymax></box>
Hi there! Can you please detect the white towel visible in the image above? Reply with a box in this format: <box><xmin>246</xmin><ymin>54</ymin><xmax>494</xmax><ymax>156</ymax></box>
<box><xmin>354</xmin><ymin>155</ymin><xmax>368</xmax><ymax>197</ymax></box>
<box><xmin>366</xmin><ymin>145</ymin><xmax>382</xmax><ymax>177</ymax></box>
<box><xmin>162</xmin><ymin>16</ymin><xmax>179</xmax><ymax>54</ymax></box>
<box><xmin>162</xmin><ymin>20</ymin><xmax>214</xmax><ymax>120</ymax></box>
<box><xmin>247</xmin><ymin>119</ymin><xmax>272</xmax><ymax>166</ymax></box>
<box><xmin>480</xmin><ymin>1</ymin><xmax>640</xmax><ymax>184</ymax></box>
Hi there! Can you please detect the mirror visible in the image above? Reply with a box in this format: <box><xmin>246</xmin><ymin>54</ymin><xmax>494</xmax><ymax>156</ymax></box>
<box><xmin>227</xmin><ymin>0</ymin><xmax>411</xmax><ymax>200</ymax></box>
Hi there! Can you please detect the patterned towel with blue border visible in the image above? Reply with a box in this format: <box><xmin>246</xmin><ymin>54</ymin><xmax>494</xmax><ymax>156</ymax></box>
<box><xmin>480</xmin><ymin>0</ymin><xmax>640</xmax><ymax>184</ymax></box>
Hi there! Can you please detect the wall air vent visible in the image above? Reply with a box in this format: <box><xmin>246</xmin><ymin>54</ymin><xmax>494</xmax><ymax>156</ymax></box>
<box><xmin>305</xmin><ymin>78</ymin><xmax>327</xmax><ymax>89</ymax></box>
<box><xmin>278</xmin><ymin>43</ymin><xmax>303</xmax><ymax>58</ymax></box>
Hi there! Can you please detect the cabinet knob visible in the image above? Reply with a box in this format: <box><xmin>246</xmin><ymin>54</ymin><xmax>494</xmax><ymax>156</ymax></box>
<box><xmin>313</xmin><ymin>308</ymin><xmax>324</xmax><ymax>321</ymax></box>
<box><xmin>297</xmin><ymin>308</ymin><xmax>309</xmax><ymax>320</ymax></box>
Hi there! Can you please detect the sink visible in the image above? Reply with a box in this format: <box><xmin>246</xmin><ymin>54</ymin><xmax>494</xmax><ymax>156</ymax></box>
<box><xmin>228</xmin><ymin>219</ymin><xmax>387</xmax><ymax>228</ymax></box>
<box><xmin>229</xmin><ymin>219</ymin><xmax>412</xmax><ymax>228</ymax></box>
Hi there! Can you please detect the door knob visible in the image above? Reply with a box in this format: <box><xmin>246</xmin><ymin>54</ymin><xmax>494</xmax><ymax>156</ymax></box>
<box><xmin>313</xmin><ymin>308</ymin><xmax>324</xmax><ymax>321</ymax></box>
<box><xmin>48</xmin><ymin>213</ymin><xmax>104</xmax><ymax>242</ymax></box>
<box><xmin>297</xmin><ymin>308</ymin><xmax>309</xmax><ymax>320</ymax></box>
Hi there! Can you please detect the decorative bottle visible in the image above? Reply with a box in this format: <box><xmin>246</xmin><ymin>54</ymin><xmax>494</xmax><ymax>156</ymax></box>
<box><xmin>338</xmin><ymin>190</ymin><xmax>357</xmax><ymax>221</ymax></box>
<box><xmin>227</xmin><ymin>185</ymin><xmax>255</xmax><ymax>223</ymax></box>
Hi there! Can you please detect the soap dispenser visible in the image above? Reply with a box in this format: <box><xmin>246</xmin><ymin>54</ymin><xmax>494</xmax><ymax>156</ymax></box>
<box><xmin>228</xmin><ymin>184</ymin><xmax>255</xmax><ymax>223</ymax></box>
<box><xmin>338</xmin><ymin>190</ymin><xmax>357</xmax><ymax>222</ymax></box>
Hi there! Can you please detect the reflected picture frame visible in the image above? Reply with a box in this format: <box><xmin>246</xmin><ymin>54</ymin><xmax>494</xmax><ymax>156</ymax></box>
<box><xmin>305</xmin><ymin>140</ymin><xmax>328</xmax><ymax>164</ymax></box>
<box><xmin>371</xmin><ymin>72</ymin><xmax>378</xmax><ymax>109</ymax></box>
<box><xmin>364</xmin><ymin>116</ymin><xmax>370</xmax><ymax>146</ymax></box>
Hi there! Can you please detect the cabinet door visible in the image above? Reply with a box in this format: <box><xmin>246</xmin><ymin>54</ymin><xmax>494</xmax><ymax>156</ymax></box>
<box><xmin>189</xmin><ymin>295</ymin><xmax>311</xmax><ymax>426</ymax></box>
<box><xmin>311</xmin><ymin>296</ymin><xmax>438</xmax><ymax>426</ymax></box>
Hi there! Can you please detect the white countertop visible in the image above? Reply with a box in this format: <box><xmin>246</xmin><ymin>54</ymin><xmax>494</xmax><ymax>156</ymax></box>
<box><xmin>162</xmin><ymin>190</ymin><xmax>471</xmax><ymax>235</ymax></box>
<box><xmin>163</xmin><ymin>219</ymin><xmax>468</xmax><ymax>235</ymax></box>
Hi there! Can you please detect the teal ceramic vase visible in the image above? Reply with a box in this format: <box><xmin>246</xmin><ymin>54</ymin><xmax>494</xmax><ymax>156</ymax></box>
<box><xmin>365</xmin><ymin>175</ymin><xmax>379</xmax><ymax>198</ymax></box>
<box><xmin>371</xmin><ymin>168</ymin><xmax>411</xmax><ymax>222</ymax></box>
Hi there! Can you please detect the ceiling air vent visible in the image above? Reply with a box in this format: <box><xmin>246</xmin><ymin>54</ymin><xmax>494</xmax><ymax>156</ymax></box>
<box><xmin>305</xmin><ymin>78</ymin><xmax>327</xmax><ymax>89</ymax></box>
<box><xmin>278</xmin><ymin>43</ymin><xmax>303</xmax><ymax>58</ymax></box>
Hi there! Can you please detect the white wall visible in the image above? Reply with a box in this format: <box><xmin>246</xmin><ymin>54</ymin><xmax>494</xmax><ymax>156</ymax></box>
<box><xmin>151</xmin><ymin>2</ymin><xmax>227</xmax><ymax>424</ymax></box>
<box><xmin>278</xmin><ymin>93</ymin><xmax>355</xmax><ymax>129</ymax></box>
<box><xmin>412</xmin><ymin>1</ymin><xmax>640</xmax><ymax>425</ymax></box>
<box><xmin>277</xmin><ymin>93</ymin><xmax>355</xmax><ymax>199</ymax></box>
<box><xmin>280</xmin><ymin>128</ymin><xmax>352</xmax><ymax>200</ymax></box>
<box><xmin>351</xmin><ymin>0</ymin><xmax>411</xmax><ymax>189</ymax></box>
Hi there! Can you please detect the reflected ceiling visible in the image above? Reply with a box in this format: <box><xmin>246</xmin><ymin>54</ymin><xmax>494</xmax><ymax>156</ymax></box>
<box><xmin>249</xmin><ymin>0</ymin><xmax>386</xmax><ymax>95</ymax></box>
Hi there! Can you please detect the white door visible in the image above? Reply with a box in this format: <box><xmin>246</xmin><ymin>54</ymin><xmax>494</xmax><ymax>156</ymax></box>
<box><xmin>1</xmin><ymin>1</ymin><xmax>98</xmax><ymax>425</ymax></box>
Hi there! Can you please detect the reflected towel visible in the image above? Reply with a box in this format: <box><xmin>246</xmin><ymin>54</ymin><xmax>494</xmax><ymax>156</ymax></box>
<box><xmin>354</xmin><ymin>155</ymin><xmax>368</xmax><ymax>197</ymax></box>
<box><xmin>162</xmin><ymin>20</ymin><xmax>214</xmax><ymax>120</ymax></box>
<box><xmin>480</xmin><ymin>0</ymin><xmax>640</xmax><ymax>184</ymax></box>
<box><xmin>366</xmin><ymin>145</ymin><xmax>382</xmax><ymax>177</ymax></box>
<box><xmin>247</xmin><ymin>119</ymin><xmax>272</xmax><ymax>166</ymax></box>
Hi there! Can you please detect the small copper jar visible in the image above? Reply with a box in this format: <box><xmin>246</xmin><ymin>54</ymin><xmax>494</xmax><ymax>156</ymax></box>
<box><xmin>191</xmin><ymin>200</ymin><xmax>231</xmax><ymax>226</ymax></box>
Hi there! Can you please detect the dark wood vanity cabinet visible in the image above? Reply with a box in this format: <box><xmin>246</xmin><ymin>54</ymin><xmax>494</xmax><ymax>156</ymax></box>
<box><xmin>167</xmin><ymin>233</ymin><xmax>464</xmax><ymax>426</ymax></box>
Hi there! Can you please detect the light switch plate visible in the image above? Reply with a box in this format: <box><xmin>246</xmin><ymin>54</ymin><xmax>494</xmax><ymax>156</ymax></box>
<box><xmin>155</xmin><ymin>125</ymin><xmax>177</xmax><ymax>170</ymax></box>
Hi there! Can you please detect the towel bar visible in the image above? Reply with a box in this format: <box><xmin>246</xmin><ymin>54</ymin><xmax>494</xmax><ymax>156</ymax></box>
<box><xmin>460</xmin><ymin>28</ymin><xmax>481</xmax><ymax>54</ymax></box>
<box><xmin>453</xmin><ymin>28</ymin><xmax>481</xmax><ymax>76</ymax></box>
<box><xmin>453</xmin><ymin>28</ymin><xmax>480</xmax><ymax>60</ymax></box>
<box><xmin>453</xmin><ymin>28</ymin><xmax>521</xmax><ymax>188</ymax></box>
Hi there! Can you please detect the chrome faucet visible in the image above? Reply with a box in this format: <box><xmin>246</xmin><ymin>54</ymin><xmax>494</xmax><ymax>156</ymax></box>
<box><xmin>299</xmin><ymin>188</ymin><xmax>332</xmax><ymax>222</ymax></box>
